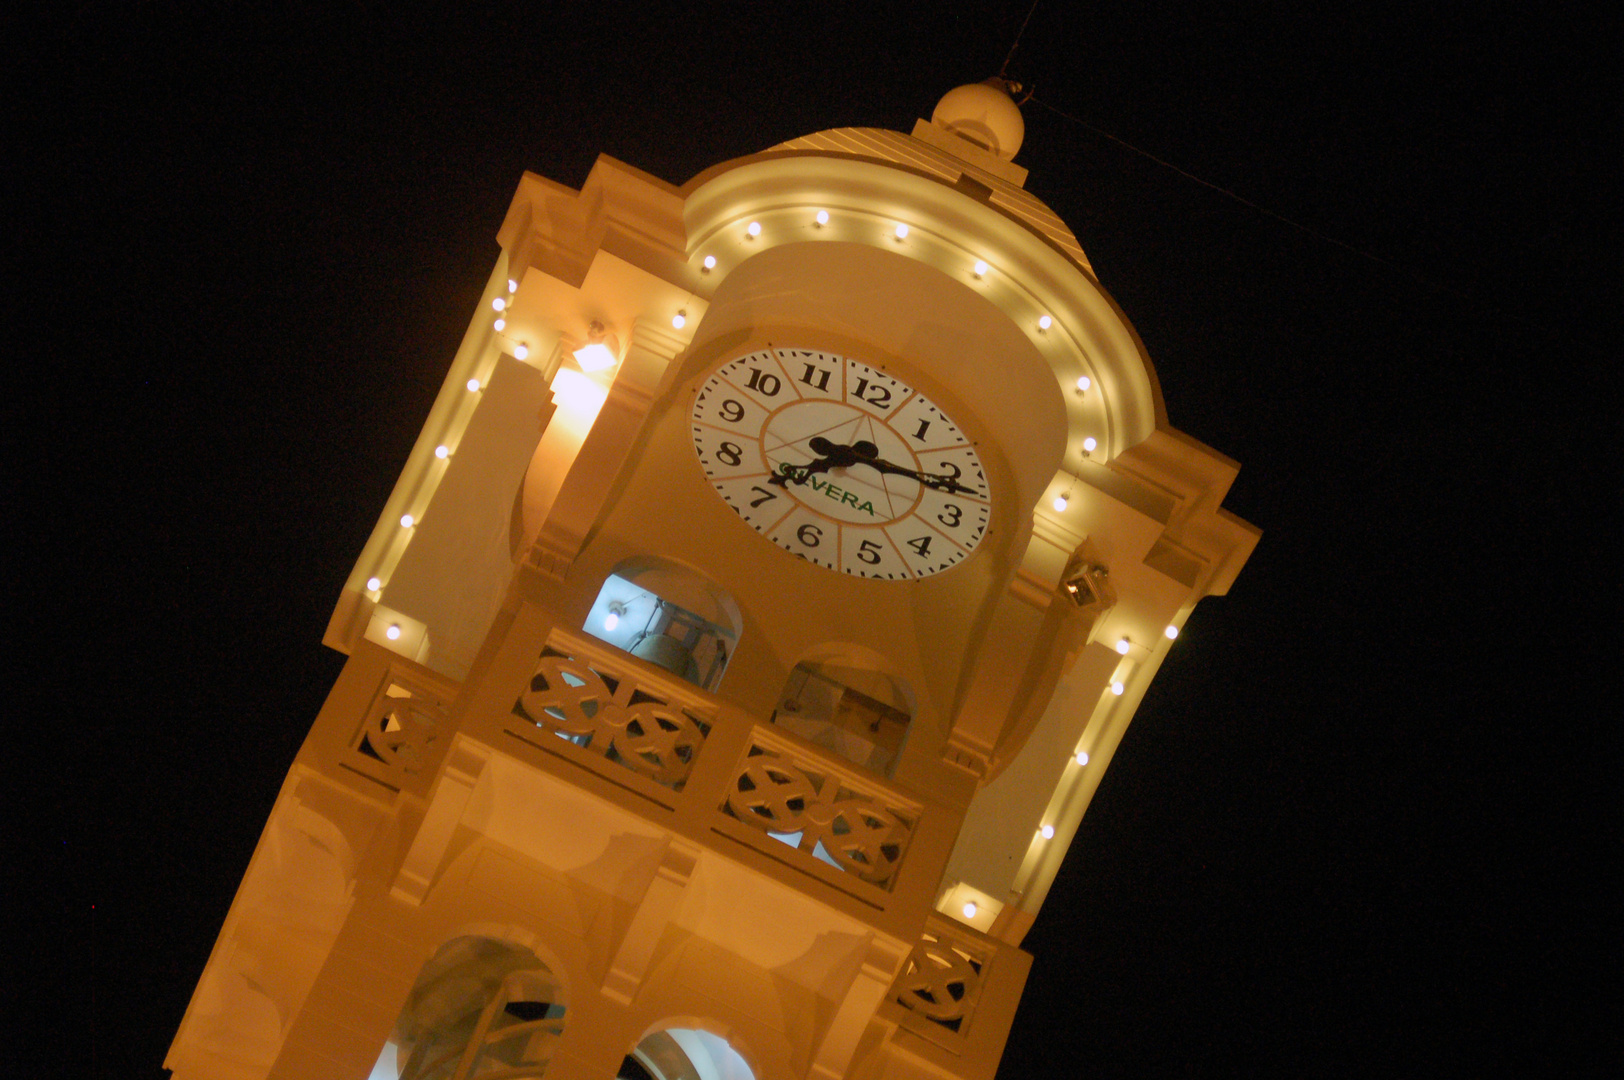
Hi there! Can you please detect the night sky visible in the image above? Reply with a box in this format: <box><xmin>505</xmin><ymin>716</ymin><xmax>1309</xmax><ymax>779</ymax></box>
<box><xmin>14</xmin><ymin>3</ymin><xmax>1614</xmax><ymax>1076</ymax></box>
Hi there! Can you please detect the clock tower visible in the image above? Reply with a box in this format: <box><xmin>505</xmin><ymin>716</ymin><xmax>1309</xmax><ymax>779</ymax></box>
<box><xmin>168</xmin><ymin>82</ymin><xmax>1258</xmax><ymax>1080</ymax></box>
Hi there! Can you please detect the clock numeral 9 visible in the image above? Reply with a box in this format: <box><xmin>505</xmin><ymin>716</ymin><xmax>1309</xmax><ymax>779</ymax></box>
<box><xmin>856</xmin><ymin>539</ymin><xmax>882</xmax><ymax>564</ymax></box>
<box><xmin>745</xmin><ymin>369</ymin><xmax>781</xmax><ymax>396</ymax></box>
<box><xmin>719</xmin><ymin>398</ymin><xmax>745</xmax><ymax>423</ymax></box>
<box><xmin>797</xmin><ymin>523</ymin><xmax>822</xmax><ymax>548</ymax></box>
<box><xmin>716</xmin><ymin>441</ymin><xmax>744</xmax><ymax>466</ymax></box>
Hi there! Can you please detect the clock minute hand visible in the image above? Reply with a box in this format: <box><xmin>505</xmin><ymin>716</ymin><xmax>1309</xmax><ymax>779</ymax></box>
<box><xmin>848</xmin><ymin>447</ymin><xmax>979</xmax><ymax>496</ymax></box>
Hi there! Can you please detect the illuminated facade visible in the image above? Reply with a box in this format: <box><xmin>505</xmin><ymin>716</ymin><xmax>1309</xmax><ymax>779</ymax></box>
<box><xmin>167</xmin><ymin>83</ymin><xmax>1257</xmax><ymax>1080</ymax></box>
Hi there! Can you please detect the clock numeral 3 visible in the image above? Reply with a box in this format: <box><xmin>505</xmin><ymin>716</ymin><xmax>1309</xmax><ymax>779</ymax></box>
<box><xmin>937</xmin><ymin>503</ymin><xmax>961</xmax><ymax>528</ymax></box>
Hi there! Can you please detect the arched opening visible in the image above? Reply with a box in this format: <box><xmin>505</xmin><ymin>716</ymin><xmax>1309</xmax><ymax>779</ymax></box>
<box><xmin>380</xmin><ymin>936</ymin><xmax>566</xmax><ymax>1080</ymax></box>
<box><xmin>583</xmin><ymin>558</ymin><xmax>741</xmax><ymax>692</ymax></box>
<box><xmin>617</xmin><ymin>1028</ymin><xmax>755</xmax><ymax>1080</ymax></box>
<box><xmin>771</xmin><ymin>653</ymin><xmax>914</xmax><ymax>776</ymax></box>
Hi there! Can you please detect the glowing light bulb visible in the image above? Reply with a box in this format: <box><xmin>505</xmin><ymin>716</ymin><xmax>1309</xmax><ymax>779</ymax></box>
<box><xmin>466</xmin><ymin>378</ymin><xmax>481</xmax><ymax>392</ymax></box>
<box><xmin>1111</xmin><ymin>681</ymin><xmax>1125</xmax><ymax>696</ymax></box>
<box><xmin>1040</xmin><ymin>824</ymin><xmax>1055</xmax><ymax>839</ymax></box>
<box><xmin>492</xmin><ymin>317</ymin><xmax>505</xmax><ymax>331</ymax></box>
<box><xmin>1075</xmin><ymin>750</ymin><xmax>1090</xmax><ymax>766</ymax></box>
<box><xmin>513</xmin><ymin>344</ymin><xmax>529</xmax><ymax>360</ymax></box>
<box><xmin>366</xmin><ymin>576</ymin><xmax>381</xmax><ymax>591</ymax></box>
<box><xmin>1053</xmin><ymin>494</ymin><xmax>1069</xmax><ymax>512</ymax></box>
<box><xmin>1083</xmin><ymin>436</ymin><xmax>1098</xmax><ymax>452</ymax></box>
<box><xmin>746</xmin><ymin>221</ymin><xmax>761</xmax><ymax>237</ymax></box>
<box><xmin>435</xmin><ymin>445</ymin><xmax>449</xmax><ymax>459</ymax></box>
<box><xmin>815</xmin><ymin>210</ymin><xmax>829</xmax><ymax>225</ymax></box>
<box><xmin>1165</xmin><ymin>625</ymin><xmax>1180</xmax><ymax>640</ymax></box>
<box><xmin>492</xmin><ymin>297</ymin><xmax>506</xmax><ymax>312</ymax></box>
<box><xmin>506</xmin><ymin>279</ymin><xmax>517</xmax><ymax>293</ymax></box>
<box><xmin>973</xmin><ymin>259</ymin><xmax>988</xmax><ymax>276</ymax></box>
<box><xmin>386</xmin><ymin>624</ymin><xmax>402</xmax><ymax>640</ymax></box>
<box><xmin>1038</xmin><ymin>315</ymin><xmax>1053</xmax><ymax>331</ymax></box>
<box><xmin>672</xmin><ymin>310</ymin><xmax>686</xmax><ymax>329</ymax></box>
<box><xmin>894</xmin><ymin>223</ymin><xmax>909</xmax><ymax>239</ymax></box>
<box><xmin>702</xmin><ymin>255</ymin><xmax>716</xmax><ymax>270</ymax></box>
<box><xmin>400</xmin><ymin>514</ymin><xmax>414</xmax><ymax>528</ymax></box>
<box><xmin>604</xmin><ymin>611</ymin><xmax>620</xmax><ymax>632</ymax></box>
<box><xmin>1076</xmin><ymin>375</ymin><xmax>1091</xmax><ymax>391</ymax></box>
<box><xmin>962</xmin><ymin>902</ymin><xmax>978</xmax><ymax>919</ymax></box>
<box><xmin>1116</xmin><ymin>638</ymin><xmax>1131</xmax><ymax>655</ymax></box>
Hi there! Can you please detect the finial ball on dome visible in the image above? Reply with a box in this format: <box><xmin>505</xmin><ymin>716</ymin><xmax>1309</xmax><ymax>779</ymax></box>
<box><xmin>931</xmin><ymin>79</ymin><xmax>1025</xmax><ymax>160</ymax></box>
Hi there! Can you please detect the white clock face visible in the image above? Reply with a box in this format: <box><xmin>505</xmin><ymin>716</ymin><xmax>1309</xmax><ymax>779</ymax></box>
<box><xmin>690</xmin><ymin>348</ymin><xmax>990</xmax><ymax>579</ymax></box>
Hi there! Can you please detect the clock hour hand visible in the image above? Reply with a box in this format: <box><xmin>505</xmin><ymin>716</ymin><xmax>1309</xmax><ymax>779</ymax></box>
<box><xmin>768</xmin><ymin>436</ymin><xmax>848</xmax><ymax>486</ymax></box>
<box><xmin>847</xmin><ymin>442</ymin><xmax>980</xmax><ymax>496</ymax></box>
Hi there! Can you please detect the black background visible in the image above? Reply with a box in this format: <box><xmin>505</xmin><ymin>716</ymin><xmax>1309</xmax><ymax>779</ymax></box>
<box><xmin>11</xmin><ymin>2</ymin><xmax>1616</xmax><ymax>1076</ymax></box>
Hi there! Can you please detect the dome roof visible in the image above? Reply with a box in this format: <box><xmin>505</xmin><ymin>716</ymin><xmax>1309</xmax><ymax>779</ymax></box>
<box><xmin>930</xmin><ymin>80</ymin><xmax>1025</xmax><ymax>160</ymax></box>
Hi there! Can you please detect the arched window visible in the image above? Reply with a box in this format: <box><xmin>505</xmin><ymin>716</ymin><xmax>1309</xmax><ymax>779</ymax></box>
<box><xmin>618</xmin><ymin>1028</ymin><xmax>755</xmax><ymax>1080</ymax></box>
<box><xmin>772</xmin><ymin>656</ymin><xmax>913</xmax><ymax>775</ymax></box>
<box><xmin>583</xmin><ymin>560</ymin><xmax>741</xmax><ymax>692</ymax></box>
<box><xmin>383</xmin><ymin>936</ymin><xmax>566</xmax><ymax>1080</ymax></box>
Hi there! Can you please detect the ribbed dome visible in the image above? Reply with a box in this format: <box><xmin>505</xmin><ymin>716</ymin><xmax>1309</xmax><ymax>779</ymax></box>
<box><xmin>930</xmin><ymin>80</ymin><xmax>1025</xmax><ymax>160</ymax></box>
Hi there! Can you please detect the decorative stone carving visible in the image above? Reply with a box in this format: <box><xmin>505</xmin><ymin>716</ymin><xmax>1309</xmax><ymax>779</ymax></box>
<box><xmin>894</xmin><ymin>930</ymin><xmax>987</xmax><ymax>1030</ymax></box>
<box><xmin>512</xmin><ymin>646</ymin><xmax>710</xmax><ymax>789</ymax></box>
<box><xmin>350</xmin><ymin>679</ymin><xmax>446</xmax><ymax>788</ymax></box>
<box><xmin>724</xmin><ymin>741</ymin><xmax>914</xmax><ymax>886</ymax></box>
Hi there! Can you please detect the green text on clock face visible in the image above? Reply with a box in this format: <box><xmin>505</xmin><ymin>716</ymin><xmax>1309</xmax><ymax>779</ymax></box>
<box><xmin>776</xmin><ymin>463</ymin><xmax>878</xmax><ymax>517</ymax></box>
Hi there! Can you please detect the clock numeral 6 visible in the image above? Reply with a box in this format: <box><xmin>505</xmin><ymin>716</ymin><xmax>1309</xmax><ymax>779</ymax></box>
<box><xmin>716</xmin><ymin>441</ymin><xmax>743</xmax><ymax>466</ymax></box>
<box><xmin>857</xmin><ymin>539</ymin><xmax>882</xmax><ymax>564</ymax></box>
<box><xmin>797</xmin><ymin>523</ymin><xmax>822</xmax><ymax>548</ymax></box>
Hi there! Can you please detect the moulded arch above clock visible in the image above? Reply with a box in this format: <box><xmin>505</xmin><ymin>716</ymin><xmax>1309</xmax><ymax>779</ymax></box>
<box><xmin>680</xmin><ymin>240</ymin><xmax>1066</xmax><ymax>518</ymax></box>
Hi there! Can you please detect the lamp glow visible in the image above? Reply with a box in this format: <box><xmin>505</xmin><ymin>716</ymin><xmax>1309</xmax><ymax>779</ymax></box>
<box><xmin>551</xmin><ymin>368</ymin><xmax>608</xmax><ymax>414</ymax></box>
<box><xmin>493</xmin><ymin>317</ymin><xmax>505</xmax><ymax>331</ymax></box>
<box><xmin>435</xmin><ymin>445</ymin><xmax>449</xmax><ymax>459</ymax></box>
<box><xmin>1040</xmin><ymin>824</ymin><xmax>1055</xmax><ymax>839</ymax></box>
<box><xmin>507</xmin><ymin>279</ymin><xmax>517</xmax><ymax>293</ymax></box>
<box><xmin>1075</xmin><ymin>750</ymin><xmax>1090</xmax><ymax>766</ymax></box>
<box><xmin>1116</xmin><ymin>638</ymin><xmax>1131</xmax><ymax>655</ymax></box>
<box><xmin>703</xmin><ymin>255</ymin><xmax>716</xmax><ymax>270</ymax></box>
<box><xmin>386</xmin><ymin>624</ymin><xmax>401</xmax><ymax>641</ymax></box>
<box><xmin>573</xmin><ymin>343</ymin><xmax>616</xmax><ymax>372</ymax></box>
<box><xmin>1165</xmin><ymin>625</ymin><xmax>1180</xmax><ymax>640</ymax></box>
<box><xmin>603</xmin><ymin>612</ymin><xmax>620</xmax><ymax>632</ymax></box>
<box><xmin>672</xmin><ymin>310</ymin><xmax>686</xmax><ymax>329</ymax></box>
<box><xmin>513</xmin><ymin>344</ymin><xmax>529</xmax><ymax>360</ymax></box>
<box><xmin>1083</xmin><ymin>436</ymin><xmax>1097</xmax><ymax>452</ymax></box>
<box><xmin>894</xmin><ymin>223</ymin><xmax>909</xmax><ymax>239</ymax></box>
<box><xmin>399</xmin><ymin>514</ymin><xmax>414</xmax><ymax>528</ymax></box>
<box><xmin>366</xmin><ymin>577</ymin><xmax>381</xmax><ymax>592</ymax></box>
<box><xmin>1053</xmin><ymin>493</ymin><xmax>1069</xmax><ymax>512</ymax></box>
<box><xmin>491</xmin><ymin>297</ymin><xmax>506</xmax><ymax>312</ymax></box>
<box><xmin>1110</xmin><ymin>681</ymin><xmax>1125</xmax><ymax>696</ymax></box>
<box><xmin>466</xmin><ymin>378</ymin><xmax>481</xmax><ymax>392</ymax></box>
<box><xmin>1076</xmin><ymin>375</ymin><xmax>1091</xmax><ymax>391</ymax></box>
<box><xmin>1038</xmin><ymin>314</ymin><xmax>1053</xmax><ymax>330</ymax></box>
<box><xmin>815</xmin><ymin>210</ymin><xmax>829</xmax><ymax>225</ymax></box>
<box><xmin>962</xmin><ymin>902</ymin><xmax>977</xmax><ymax>919</ymax></box>
<box><xmin>973</xmin><ymin>259</ymin><xmax>988</xmax><ymax>276</ymax></box>
<box><xmin>746</xmin><ymin>221</ymin><xmax>761</xmax><ymax>237</ymax></box>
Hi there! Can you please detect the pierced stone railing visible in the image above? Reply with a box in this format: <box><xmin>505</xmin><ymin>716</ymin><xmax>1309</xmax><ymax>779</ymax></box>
<box><xmin>346</xmin><ymin>673</ymin><xmax>448</xmax><ymax>790</ymax></box>
<box><xmin>722</xmin><ymin>731</ymin><xmax>917</xmax><ymax>888</ymax></box>
<box><xmin>893</xmin><ymin>926</ymin><xmax>989</xmax><ymax>1032</ymax></box>
<box><xmin>509</xmin><ymin>635</ymin><xmax>713</xmax><ymax>791</ymax></box>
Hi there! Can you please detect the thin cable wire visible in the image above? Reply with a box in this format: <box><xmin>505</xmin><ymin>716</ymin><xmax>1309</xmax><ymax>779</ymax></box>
<box><xmin>1031</xmin><ymin>94</ymin><xmax>1468</xmax><ymax>300</ymax></box>
<box><xmin>1000</xmin><ymin>0</ymin><xmax>1042</xmax><ymax>81</ymax></box>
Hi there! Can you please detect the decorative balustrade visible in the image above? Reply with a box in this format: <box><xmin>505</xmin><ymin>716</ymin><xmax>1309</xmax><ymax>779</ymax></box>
<box><xmin>509</xmin><ymin>635</ymin><xmax>713</xmax><ymax>791</ymax></box>
<box><xmin>893</xmin><ymin>927</ymin><xmax>989</xmax><ymax>1032</ymax></box>
<box><xmin>722</xmin><ymin>732</ymin><xmax>917</xmax><ymax>888</ymax></box>
<box><xmin>346</xmin><ymin>674</ymin><xmax>448</xmax><ymax>790</ymax></box>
